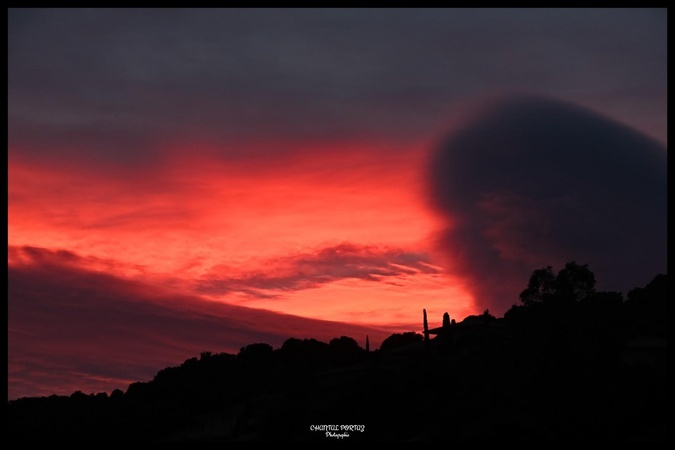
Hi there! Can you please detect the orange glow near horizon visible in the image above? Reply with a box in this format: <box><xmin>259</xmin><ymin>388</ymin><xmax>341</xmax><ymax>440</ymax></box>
<box><xmin>8</xmin><ymin>137</ymin><xmax>479</xmax><ymax>328</ymax></box>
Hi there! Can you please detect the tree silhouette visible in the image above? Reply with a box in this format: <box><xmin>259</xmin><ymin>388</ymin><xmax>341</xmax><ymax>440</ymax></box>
<box><xmin>6</xmin><ymin>266</ymin><xmax>668</xmax><ymax>442</ymax></box>
<box><xmin>278</xmin><ymin>337</ymin><xmax>329</xmax><ymax>367</ymax></box>
<box><xmin>442</xmin><ymin>312</ymin><xmax>451</xmax><ymax>329</ymax></box>
<box><xmin>519</xmin><ymin>261</ymin><xmax>596</xmax><ymax>306</ymax></box>
<box><xmin>519</xmin><ymin>265</ymin><xmax>555</xmax><ymax>305</ymax></box>
<box><xmin>423</xmin><ymin>308</ymin><xmax>429</xmax><ymax>345</ymax></box>
<box><xmin>236</xmin><ymin>342</ymin><xmax>274</xmax><ymax>369</ymax></box>
<box><xmin>328</xmin><ymin>336</ymin><xmax>365</xmax><ymax>366</ymax></box>
<box><xmin>625</xmin><ymin>273</ymin><xmax>667</xmax><ymax>338</ymax></box>
<box><xmin>379</xmin><ymin>331</ymin><xmax>423</xmax><ymax>353</ymax></box>
<box><xmin>554</xmin><ymin>261</ymin><xmax>596</xmax><ymax>303</ymax></box>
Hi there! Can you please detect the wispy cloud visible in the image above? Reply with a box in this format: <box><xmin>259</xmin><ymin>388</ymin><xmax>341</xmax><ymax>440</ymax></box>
<box><xmin>8</xmin><ymin>246</ymin><xmax>393</xmax><ymax>400</ymax></box>
<box><xmin>197</xmin><ymin>243</ymin><xmax>443</xmax><ymax>297</ymax></box>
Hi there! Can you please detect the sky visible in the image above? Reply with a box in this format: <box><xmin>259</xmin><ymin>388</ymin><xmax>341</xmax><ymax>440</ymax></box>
<box><xmin>7</xmin><ymin>8</ymin><xmax>667</xmax><ymax>400</ymax></box>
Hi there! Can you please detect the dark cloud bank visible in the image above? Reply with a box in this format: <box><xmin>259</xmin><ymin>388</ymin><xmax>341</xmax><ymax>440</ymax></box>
<box><xmin>8</xmin><ymin>9</ymin><xmax>666</xmax><ymax>165</ymax></box>
<box><xmin>428</xmin><ymin>95</ymin><xmax>666</xmax><ymax>316</ymax></box>
<box><xmin>7</xmin><ymin>246</ymin><xmax>391</xmax><ymax>401</ymax></box>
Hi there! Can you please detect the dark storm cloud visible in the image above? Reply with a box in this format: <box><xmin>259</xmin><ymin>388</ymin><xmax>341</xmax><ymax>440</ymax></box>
<box><xmin>197</xmin><ymin>243</ymin><xmax>441</xmax><ymax>296</ymax></box>
<box><xmin>428</xmin><ymin>95</ymin><xmax>667</xmax><ymax>315</ymax></box>
<box><xmin>8</xmin><ymin>246</ymin><xmax>391</xmax><ymax>400</ymax></box>
<box><xmin>8</xmin><ymin>8</ymin><xmax>666</xmax><ymax>165</ymax></box>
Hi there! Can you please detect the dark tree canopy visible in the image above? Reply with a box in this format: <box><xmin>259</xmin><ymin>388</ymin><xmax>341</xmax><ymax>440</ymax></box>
<box><xmin>520</xmin><ymin>261</ymin><xmax>596</xmax><ymax>305</ymax></box>
<box><xmin>555</xmin><ymin>261</ymin><xmax>596</xmax><ymax>302</ymax></box>
<box><xmin>379</xmin><ymin>331</ymin><xmax>423</xmax><ymax>353</ymax></box>
<box><xmin>236</xmin><ymin>343</ymin><xmax>274</xmax><ymax>368</ymax></box>
<box><xmin>328</xmin><ymin>336</ymin><xmax>365</xmax><ymax>365</ymax></box>
<box><xmin>625</xmin><ymin>273</ymin><xmax>667</xmax><ymax>337</ymax></box>
<box><xmin>519</xmin><ymin>265</ymin><xmax>556</xmax><ymax>305</ymax></box>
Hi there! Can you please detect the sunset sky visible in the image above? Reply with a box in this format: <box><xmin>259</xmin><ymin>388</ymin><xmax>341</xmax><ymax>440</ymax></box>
<box><xmin>7</xmin><ymin>8</ymin><xmax>667</xmax><ymax>400</ymax></box>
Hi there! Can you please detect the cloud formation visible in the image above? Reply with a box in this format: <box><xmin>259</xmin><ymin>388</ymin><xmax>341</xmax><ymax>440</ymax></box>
<box><xmin>8</xmin><ymin>246</ymin><xmax>392</xmax><ymax>400</ymax></box>
<box><xmin>197</xmin><ymin>243</ymin><xmax>442</xmax><ymax>296</ymax></box>
<box><xmin>7</xmin><ymin>9</ymin><xmax>667</xmax><ymax>401</ymax></box>
<box><xmin>427</xmin><ymin>95</ymin><xmax>667</xmax><ymax>315</ymax></box>
<box><xmin>8</xmin><ymin>8</ymin><xmax>666</xmax><ymax>166</ymax></box>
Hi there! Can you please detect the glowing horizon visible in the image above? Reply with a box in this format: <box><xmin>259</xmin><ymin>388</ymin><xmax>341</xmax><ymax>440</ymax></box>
<box><xmin>8</xmin><ymin>137</ymin><xmax>479</xmax><ymax>331</ymax></box>
<box><xmin>8</xmin><ymin>8</ymin><xmax>665</xmax><ymax>401</ymax></box>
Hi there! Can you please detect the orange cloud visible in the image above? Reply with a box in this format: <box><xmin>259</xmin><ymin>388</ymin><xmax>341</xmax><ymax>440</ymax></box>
<box><xmin>9</xmin><ymin>138</ymin><xmax>474</xmax><ymax>324</ymax></box>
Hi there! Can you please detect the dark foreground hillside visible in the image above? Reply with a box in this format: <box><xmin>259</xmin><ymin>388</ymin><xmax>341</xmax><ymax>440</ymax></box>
<box><xmin>8</xmin><ymin>271</ymin><xmax>667</xmax><ymax>442</ymax></box>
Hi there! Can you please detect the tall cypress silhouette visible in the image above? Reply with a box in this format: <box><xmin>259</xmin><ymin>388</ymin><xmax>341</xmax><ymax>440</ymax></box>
<box><xmin>423</xmin><ymin>309</ymin><xmax>429</xmax><ymax>348</ymax></box>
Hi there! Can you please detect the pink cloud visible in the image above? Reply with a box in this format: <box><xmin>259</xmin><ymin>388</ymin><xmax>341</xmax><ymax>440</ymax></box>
<box><xmin>8</xmin><ymin>246</ymin><xmax>395</xmax><ymax>400</ymax></box>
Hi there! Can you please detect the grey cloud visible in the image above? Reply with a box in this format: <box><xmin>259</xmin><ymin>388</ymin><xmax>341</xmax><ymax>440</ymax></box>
<box><xmin>427</xmin><ymin>94</ymin><xmax>667</xmax><ymax>316</ymax></box>
<box><xmin>8</xmin><ymin>245</ymin><xmax>392</xmax><ymax>400</ymax></box>
<box><xmin>8</xmin><ymin>8</ymin><xmax>666</xmax><ymax>165</ymax></box>
<box><xmin>197</xmin><ymin>243</ymin><xmax>441</xmax><ymax>296</ymax></box>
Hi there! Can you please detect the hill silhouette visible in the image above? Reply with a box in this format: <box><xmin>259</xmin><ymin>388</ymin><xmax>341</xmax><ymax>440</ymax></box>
<box><xmin>7</xmin><ymin>265</ymin><xmax>667</xmax><ymax>442</ymax></box>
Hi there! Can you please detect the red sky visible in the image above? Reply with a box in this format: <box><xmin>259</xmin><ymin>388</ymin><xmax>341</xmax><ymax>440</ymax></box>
<box><xmin>7</xmin><ymin>8</ymin><xmax>666</xmax><ymax>401</ymax></box>
<box><xmin>7</xmin><ymin>136</ymin><xmax>478</xmax><ymax>400</ymax></box>
<box><xmin>8</xmin><ymin>137</ymin><xmax>477</xmax><ymax>326</ymax></box>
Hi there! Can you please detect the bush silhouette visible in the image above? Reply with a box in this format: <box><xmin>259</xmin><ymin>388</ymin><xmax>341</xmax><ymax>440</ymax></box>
<box><xmin>6</xmin><ymin>266</ymin><xmax>668</xmax><ymax>442</ymax></box>
<box><xmin>328</xmin><ymin>336</ymin><xmax>365</xmax><ymax>366</ymax></box>
<box><xmin>278</xmin><ymin>337</ymin><xmax>330</xmax><ymax>367</ymax></box>
<box><xmin>379</xmin><ymin>331</ymin><xmax>423</xmax><ymax>353</ymax></box>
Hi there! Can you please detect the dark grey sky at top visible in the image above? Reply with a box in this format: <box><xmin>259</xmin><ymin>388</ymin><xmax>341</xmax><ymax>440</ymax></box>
<box><xmin>7</xmin><ymin>8</ymin><xmax>667</xmax><ymax>165</ymax></box>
